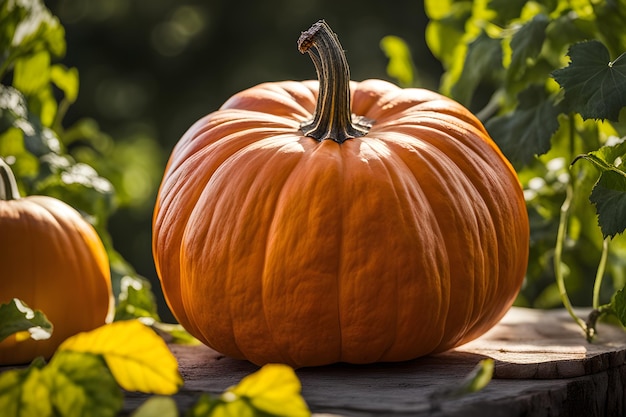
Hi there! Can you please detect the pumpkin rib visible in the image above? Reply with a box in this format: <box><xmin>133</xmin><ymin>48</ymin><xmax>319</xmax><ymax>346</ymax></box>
<box><xmin>232</xmin><ymin>135</ymin><xmax>309</xmax><ymax>366</ymax></box>
<box><xmin>377</xmin><ymin>128</ymin><xmax>506</xmax><ymax>351</ymax></box>
<box><xmin>156</xmin><ymin>124</ymin><xmax>300</xmax><ymax>338</ymax></box>
<box><xmin>39</xmin><ymin>197</ymin><xmax>111</xmax><ymax>329</ymax></box>
<box><xmin>221</xmin><ymin>82</ymin><xmax>315</xmax><ymax>119</ymax></box>
<box><xmin>51</xmin><ymin>207</ymin><xmax>109</xmax><ymax>331</ymax></box>
<box><xmin>355</xmin><ymin>137</ymin><xmax>422</xmax><ymax>362</ymax></box>
<box><xmin>386</xmin><ymin>123</ymin><xmax>526</xmax><ymax>346</ymax></box>
<box><xmin>261</xmin><ymin>138</ymin><xmax>345</xmax><ymax>366</ymax></box>
<box><xmin>351</xmin><ymin>79</ymin><xmax>404</xmax><ymax>118</ymax></box>
<box><xmin>337</xmin><ymin>137</ymin><xmax>446</xmax><ymax>362</ymax></box>
<box><xmin>166</xmin><ymin>113</ymin><xmax>300</xmax><ymax>175</ymax></box>
<box><xmin>397</xmin><ymin>119</ymin><xmax>527</xmax><ymax>341</ymax></box>
<box><xmin>374</xmin><ymin>131</ymin><xmax>480</xmax><ymax>353</ymax></box>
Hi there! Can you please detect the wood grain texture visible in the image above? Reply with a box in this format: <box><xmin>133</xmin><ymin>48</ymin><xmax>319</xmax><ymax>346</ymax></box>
<box><xmin>122</xmin><ymin>307</ymin><xmax>626</xmax><ymax>416</ymax></box>
<box><xmin>458</xmin><ymin>307</ymin><xmax>626</xmax><ymax>379</ymax></box>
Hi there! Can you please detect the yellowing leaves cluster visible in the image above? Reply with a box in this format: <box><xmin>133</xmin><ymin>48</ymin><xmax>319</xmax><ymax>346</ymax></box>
<box><xmin>59</xmin><ymin>319</ymin><xmax>182</xmax><ymax>395</ymax></box>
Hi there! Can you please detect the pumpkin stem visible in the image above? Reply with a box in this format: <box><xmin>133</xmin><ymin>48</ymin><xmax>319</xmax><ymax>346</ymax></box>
<box><xmin>0</xmin><ymin>158</ymin><xmax>21</xmax><ymax>201</ymax></box>
<box><xmin>298</xmin><ymin>20</ymin><xmax>371</xmax><ymax>144</ymax></box>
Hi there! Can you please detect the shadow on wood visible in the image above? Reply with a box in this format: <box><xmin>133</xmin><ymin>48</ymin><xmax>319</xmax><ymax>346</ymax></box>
<box><xmin>122</xmin><ymin>307</ymin><xmax>626</xmax><ymax>416</ymax></box>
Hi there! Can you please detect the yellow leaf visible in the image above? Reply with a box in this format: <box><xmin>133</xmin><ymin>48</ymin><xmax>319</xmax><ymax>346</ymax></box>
<box><xmin>227</xmin><ymin>364</ymin><xmax>310</xmax><ymax>417</ymax></box>
<box><xmin>58</xmin><ymin>320</ymin><xmax>182</xmax><ymax>395</ymax></box>
<box><xmin>14</xmin><ymin>330</ymin><xmax>32</xmax><ymax>342</ymax></box>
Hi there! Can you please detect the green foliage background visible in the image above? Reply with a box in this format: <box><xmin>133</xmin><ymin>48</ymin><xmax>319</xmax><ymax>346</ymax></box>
<box><xmin>2</xmin><ymin>0</ymin><xmax>625</xmax><ymax>321</ymax></box>
<box><xmin>3</xmin><ymin>0</ymin><xmax>435</xmax><ymax>321</ymax></box>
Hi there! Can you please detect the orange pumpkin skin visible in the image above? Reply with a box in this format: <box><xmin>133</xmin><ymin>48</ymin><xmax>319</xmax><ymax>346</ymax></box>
<box><xmin>153</xmin><ymin>78</ymin><xmax>529</xmax><ymax>368</ymax></box>
<box><xmin>0</xmin><ymin>191</ymin><xmax>113</xmax><ymax>365</ymax></box>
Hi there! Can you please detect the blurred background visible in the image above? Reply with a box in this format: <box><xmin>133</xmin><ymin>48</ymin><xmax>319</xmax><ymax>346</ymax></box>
<box><xmin>46</xmin><ymin>0</ymin><xmax>442</xmax><ymax>321</ymax></box>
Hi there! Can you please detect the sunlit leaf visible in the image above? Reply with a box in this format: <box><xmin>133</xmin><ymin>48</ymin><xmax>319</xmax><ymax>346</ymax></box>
<box><xmin>486</xmin><ymin>85</ymin><xmax>563</xmax><ymax>165</ymax></box>
<box><xmin>0</xmin><ymin>85</ymin><xmax>29</xmax><ymax>132</ymax></box>
<box><xmin>13</xmin><ymin>51</ymin><xmax>51</xmax><ymax>95</ymax></box>
<box><xmin>9</xmin><ymin>0</ymin><xmax>65</xmax><ymax>57</ymax></box>
<box><xmin>50</xmin><ymin>65</ymin><xmax>79</xmax><ymax>103</ymax></box>
<box><xmin>459</xmin><ymin>358</ymin><xmax>495</xmax><ymax>394</ymax></box>
<box><xmin>35</xmin><ymin>156</ymin><xmax>115</xmax><ymax>225</ymax></box>
<box><xmin>43</xmin><ymin>351</ymin><xmax>123</xmax><ymax>417</ymax></box>
<box><xmin>611</xmin><ymin>286</ymin><xmax>626</xmax><ymax>326</ymax></box>
<box><xmin>131</xmin><ymin>396</ymin><xmax>178</xmax><ymax>417</ymax></box>
<box><xmin>449</xmin><ymin>31</ymin><xmax>503</xmax><ymax>106</ymax></box>
<box><xmin>0</xmin><ymin>298</ymin><xmax>53</xmax><ymax>342</ymax></box>
<box><xmin>188</xmin><ymin>365</ymin><xmax>309</xmax><ymax>417</ymax></box>
<box><xmin>0</xmin><ymin>85</ymin><xmax>60</xmax><ymax>155</ymax></box>
<box><xmin>114</xmin><ymin>274</ymin><xmax>161</xmax><ymax>321</ymax></box>
<box><xmin>424</xmin><ymin>0</ymin><xmax>456</xmax><ymax>20</ymax></box>
<box><xmin>228</xmin><ymin>364</ymin><xmax>310</xmax><ymax>417</ymax></box>
<box><xmin>552</xmin><ymin>40</ymin><xmax>626</xmax><ymax>121</ymax></box>
<box><xmin>58</xmin><ymin>320</ymin><xmax>183</xmax><ymax>395</ymax></box>
<box><xmin>431</xmin><ymin>358</ymin><xmax>494</xmax><ymax>402</ymax></box>
<box><xmin>0</xmin><ymin>364</ymin><xmax>52</xmax><ymax>417</ymax></box>
<box><xmin>380</xmin><ymin>36</ymin><xmax>414</xmax><ymax>87</ymax></box>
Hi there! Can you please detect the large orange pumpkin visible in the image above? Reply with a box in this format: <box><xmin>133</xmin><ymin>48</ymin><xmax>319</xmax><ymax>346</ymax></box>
<box><xmin>0</xmin><ymin>158</ymin><xmax>113</xmax><ymax>364</ymax></box>
<box><xmin>153</xmin><ymin>21</ymin><xmax>529</xmax><ymax>367</ymax></box>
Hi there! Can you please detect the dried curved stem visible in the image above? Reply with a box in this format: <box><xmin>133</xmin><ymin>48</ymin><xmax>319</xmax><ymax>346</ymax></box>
<box><xmin>298</xmin><ymin>20</ymin><xmax>371</xmax><ymax>143</ymax></box>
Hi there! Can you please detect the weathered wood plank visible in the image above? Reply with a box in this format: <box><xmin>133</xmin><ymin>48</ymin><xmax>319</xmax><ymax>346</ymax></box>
<box><xmin>121</xmin><ymin>307</ymin><xmax>626</xmax><ymax>416</ymax></box>
<box><xmin>458</xmin><ymin>307</ymin><xmax>626</xmax><ymax>379</ymax></box>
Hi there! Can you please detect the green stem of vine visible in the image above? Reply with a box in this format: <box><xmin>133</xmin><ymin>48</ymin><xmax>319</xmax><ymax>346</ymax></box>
<box><xmin>554</xmin><ymin>115</ymin><xmax>591</xmax><ymax>338</ymax></box>
<box><xmin>592</xmin><ymin>238</ymin><xmax>610</xmax><ymax>310</ymax></box>
<box><xmin>554</xmin><ymin>180</ymin><xmax>588</xmax><ymax>336</ymax></box>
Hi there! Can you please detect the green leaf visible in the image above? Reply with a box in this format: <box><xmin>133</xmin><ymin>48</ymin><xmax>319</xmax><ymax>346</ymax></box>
<box><xmin>0</xmin><ymin>85</ymin><xmax>29</xmax><ymax>132</ymax></box>
<box><xmin>0</xmin><ymin>85</ymin><xmax>61</xmax><ymax>156</ymax></box>
<box><xmin>13</xmin><ymin>51</ymin><xmax>51</xmax><ymax>95</ymax></box>
<box><xmin>506</xmin><ymin>14</ymin><xmax>549</xmax><ymax>82</ymax></box>
<box><xmin>611</xmin><ymin>286</ymin><xmax>626</xmax><ymax>327</ymax></box>
<box><xmin>50</xmin><ymin>65</ymin><xmax>79</xmax><ymax>103</ymax></box>
<box><xmin>585</xmin><ymin>136</ymin><xmax>626</xmax><ymax>169</ymax></box>
<box><xmin>574</xmin><ymin>137</ymin><xmax>626</xmax><ymax>237</ymax></box>
<box><xmin>486</xmin><ymin>85</ymin><xmax>563</xmax><ymax>165</ymax></box>
<box><xmin>0</xmin><ymin>298</ymin><xmax>53</xmax><ymax>342</ymax></box>
<box><xmin>459</xmin><ymin>358</ymin><xmax>495</xmax><ymax>394</ymax></box>
<box><xmin>424</xmin><ymin>0</ymin><xmax>456</xmax><ymax>20</ymax></box>
<box><xmin>35</xmin><ymin>156</ymin><xmax>115</xmax><ymax>226</ymax></box>
<box><xmin>114</xmin><ymin>274</ymin><xmax>161</xmax><ymax>321</ymax></box>
<box><xmin>486</xmin><ymin>0</ymin><xmax>529</xmax><ymax>24</ymax></box>
<box><xmin>450</xmin><ymin>31</ymin><xmax>503</xmax><ymax>106</ymax></box>
<box><xmin>9</xmin><ymin>0</ymin><xmax>65</xmax><ymax>57</ymax></box>
<box><xmin>131</xmin><ymin>396</ymin><xmax>179</xmax><ymax>417</ymax></box>
<box><xmin>425</xmin><ymin>5</ymin><xmax>472</xmax><ymax>68</ymax></box>
<box><xmin>552</xmin><ymin>40</ymin><xmax>626</xmax><ymax>121</ymax></box>
<box><xmin>380</xmin><ymin>36</ymin><xmax>414</xmax><ymax>87</ymax></box>
<box><xmin>0</xmin><ymin>364</ymin><xmax>53</xmax><ymax>417</ymax></box>
<box><xmin>589</xmin><ymin>170</ymin><xmax>626</xmax><ymax>238</ymax></box>
<box><xmin>185</xmin><ymin>394</ymin><xmax>222</xmax><ymax>417</ymax></box>
<box><xmin>43</xmin><ymin>351</ymin><xmax>123</xmax><ymax>417</ymax></box>
<box><xmin>431</xmin><ymin>358</ymin><xmax>494</xmax><ymax>402</ymax></box>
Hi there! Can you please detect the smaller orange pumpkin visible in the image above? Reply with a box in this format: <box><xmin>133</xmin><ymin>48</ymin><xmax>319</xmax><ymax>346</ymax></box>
<box><xmin>0</xmin><ymin>158</ymin><xmax>113</xmax><ymax>364</ymax></box>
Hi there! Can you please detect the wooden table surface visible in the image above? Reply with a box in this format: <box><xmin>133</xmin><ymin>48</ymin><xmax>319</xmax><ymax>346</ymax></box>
<box><xmin>123</xmin><ymin>307</ymin><xmax>626</xmax><ymax>416</ymax></box>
